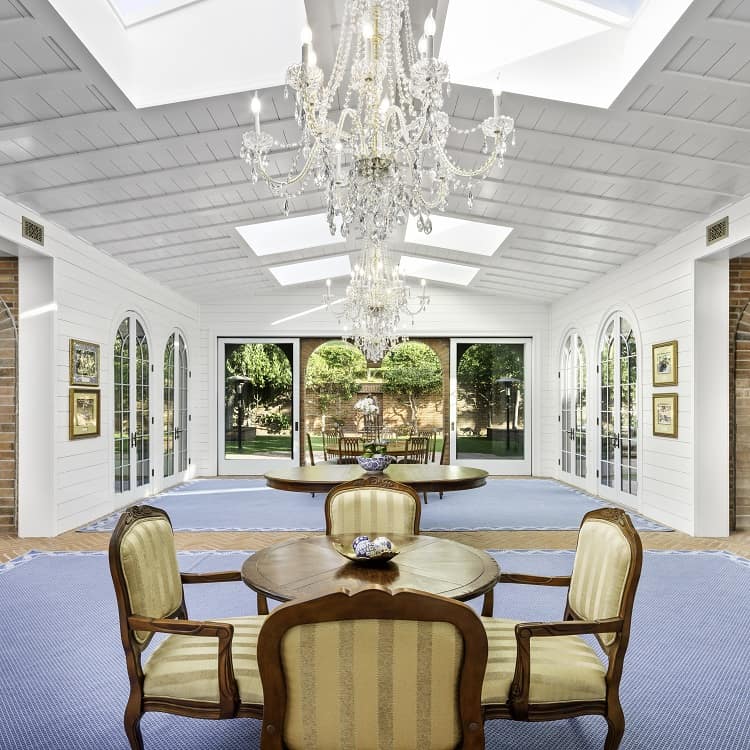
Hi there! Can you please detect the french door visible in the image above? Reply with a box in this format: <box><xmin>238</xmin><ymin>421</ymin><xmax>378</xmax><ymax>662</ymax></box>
<box><xmin>218</xmin><ymin>338</ymin><xmax>300</xmax><ymax>475</ymax></box>
<box><xmin>599</xmin><ymin>314</ymin><xmax>638</xmax><ymax>505</ymax></box>
<box><xmin>164</xmin><ymin>332</ymin><xmax>189</xmax><ymax>481</ymax></box>
<box><xmin>560</xmin><ymin>332</ymin><xmax>587</xmax><ymax>483</ymax></box>
<box><xmin>114</xmin><ymin>315</ymin><xmax>151</xmax><ymax>496</ymax></box>
<box><xmin>450</xmin><ymin>338</ymin><xmax>531</xmax><ymax>474</ymax></box>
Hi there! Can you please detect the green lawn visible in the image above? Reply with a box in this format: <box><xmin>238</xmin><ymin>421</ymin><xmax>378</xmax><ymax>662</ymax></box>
<box><xmin>225</xmin><ymin>435</ymin><xmax>292</xmax><ymax>456</ymax></box>
<box><xmin>456</xmin><ymin>435</ymin><xmax>523</xmax><ymax>458</ymax></box>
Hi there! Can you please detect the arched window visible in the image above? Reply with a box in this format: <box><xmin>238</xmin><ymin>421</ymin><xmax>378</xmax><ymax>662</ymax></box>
<box><xmin>114</xmin><ymin>315</ymin><xmax>150</xmax><ymax>494</ymax></box>
<box><xmin>599</xmin><ymin>314</ymin><xmax>637</xmax><ymax>501</ymax></box>
<box><xmin>561</xmin><ymin>332</ymin><xmax>586</xmax><ymax>479</ymax></box>
<box><xmin>164</xmin><ymin>332</ymin><xmax>189</xmax><ymax>478</ymax></box>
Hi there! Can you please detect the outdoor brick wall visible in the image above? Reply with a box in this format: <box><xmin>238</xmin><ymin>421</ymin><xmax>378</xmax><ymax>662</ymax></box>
<box><xmin>300</xmin><ymin>338</ymin><xmax>449</xmax><ymax>462</ymax></box>
<box><xmin>0</xmin><ymin>258</ymin><xmax>17</xmax><ymax>533</ymax></box>
<box><xmin>730</xmin><ymin>258</ymin><xmax>750</xmax><ymax>530</ymax></box>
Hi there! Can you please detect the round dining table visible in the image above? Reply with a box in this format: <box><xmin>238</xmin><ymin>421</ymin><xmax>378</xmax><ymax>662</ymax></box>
<box><xmin>264</xmin><ymin>463</ymin><xmax>488</xmax><ymax>494</ymax></box>
<box><xmin>242</xmin><ymin>533</ymin><xmax>499</xmax><ymax>616</ymax></box>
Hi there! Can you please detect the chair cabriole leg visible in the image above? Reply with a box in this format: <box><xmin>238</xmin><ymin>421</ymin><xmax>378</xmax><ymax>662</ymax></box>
<box><xmin>123</xmin><ymin>703</ymin><xmax>144</xmax><ymax>750</ymax></box>
<box><xmin>604</xmin><ymin>702</ymin><xmax>625</xmax><ymax>750</ymax></box>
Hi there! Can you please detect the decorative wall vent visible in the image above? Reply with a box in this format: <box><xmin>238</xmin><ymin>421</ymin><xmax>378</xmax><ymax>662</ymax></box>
<box><xmin>706</xmin><ymin>216</ymin><xmax>729</xmax><ymax>246</ymax></box>
<box><xmin>21</xmin><ymin>216</ymin><xmax>44</xmax><ymax>246</ymax></box>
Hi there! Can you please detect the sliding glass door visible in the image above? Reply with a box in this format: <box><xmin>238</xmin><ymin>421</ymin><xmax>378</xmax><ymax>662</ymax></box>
<box><xmin>450</xmin><ymin>338</ymin><xmax>531</xmax><ymax>474</ymax></box>
<box><xmin>217</xmin><ymin>338</ymin><xmax>299</xmax><ymax>475</ymax></box>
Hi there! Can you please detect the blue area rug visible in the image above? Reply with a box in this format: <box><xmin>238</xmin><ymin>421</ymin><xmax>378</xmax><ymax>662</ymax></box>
<box><xmin>79</xmin><ymin>478</ymin><xmax>669</xmax><ymax>532</ymax></box>
<box><xmin>0</xmin><ymin>548</ymin><xmax>747</xmax><ymax>749</ymax></box>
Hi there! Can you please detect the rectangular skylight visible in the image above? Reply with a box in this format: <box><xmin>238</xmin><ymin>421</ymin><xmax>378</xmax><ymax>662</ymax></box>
<box><xmin>405</xmin><ymin>215</ymin><xmax>512</xmax><ymax>257</ymax></box>
<box><xmin>269</xmin><ymin>255</ymin><xmax>352</xmax><ymax>286</ymax></box>
<box><xmin>236</xmin><ymin>214</ymin><xmax>346</xmax><ymax>257</ymax></box>
<box><xmin>398</xmin><ymin>256</ymin><xmax>479</xmax><ymax>287</ymax></box>
<box><xmin>106</xmin><ymin>0</ymin><xmax>200</xmax><ymax>27</ymax></box>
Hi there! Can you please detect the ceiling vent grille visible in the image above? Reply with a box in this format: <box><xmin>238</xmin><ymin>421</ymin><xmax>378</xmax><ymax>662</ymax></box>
<box><xmin>706</xmin><ymin>216</ymin><xmax>729</xmax><ymax>246</ymax></box>
<box><xmin>21</xmin><ymin>216</ymin><xmax>44</xmax><ymax>246</ymax></box>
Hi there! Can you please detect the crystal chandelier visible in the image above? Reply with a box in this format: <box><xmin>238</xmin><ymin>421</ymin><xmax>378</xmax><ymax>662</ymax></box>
<box><xmin>324</xmin><ymin>240</ymin><xmax>429</xmax><ymax>361</ymax></box>
<box><xmin>240</xmin><ymin>0</ymin><xmax>515</xmax><ymax>243</ymax></box>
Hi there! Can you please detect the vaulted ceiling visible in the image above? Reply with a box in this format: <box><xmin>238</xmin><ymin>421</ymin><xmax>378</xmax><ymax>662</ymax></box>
<box><xmin>1</xmin><ymin>0</ymin><xmax>749</xmax><ymax>303</ymax></box>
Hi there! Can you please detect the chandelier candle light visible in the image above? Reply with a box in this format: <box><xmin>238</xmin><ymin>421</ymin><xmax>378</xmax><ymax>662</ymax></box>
<box><xmin>241</xmin><ymin>1</ymin><xmax>515</xmax><ymax>360</ymax></box>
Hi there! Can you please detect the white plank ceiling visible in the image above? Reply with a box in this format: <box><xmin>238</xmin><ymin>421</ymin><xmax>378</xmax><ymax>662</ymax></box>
<box><xmin>0</xmin><ymin>0</ymin><xmax>749</xmax><ymax>302</ymax></box>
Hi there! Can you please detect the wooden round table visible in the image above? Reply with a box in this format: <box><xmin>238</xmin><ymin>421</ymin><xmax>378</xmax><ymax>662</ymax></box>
<box><xmin>242</xmin><ymin>534</ymin><xmax>499</xmax><ymax>616</ymax></box>
<box><xmin>264</xmin><ymin>463</ymin><xmax>488</xmax><ymax>494</ymax></box>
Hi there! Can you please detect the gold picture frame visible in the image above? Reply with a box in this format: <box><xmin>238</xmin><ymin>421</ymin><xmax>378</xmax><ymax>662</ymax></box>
<box><xmin>652</xmin><ymin>393</ymin><xmax>678</xmax><ymax>438</ymax></box>
<box><xmin>652</xmin><ymin>340</ymin><xmax>678</xmax><ymax>386</ymax></box>
<box><xmin>69</xmin><ymin>339</ymin><xmax>100</xmax><ymax>386</ymax></box>
<box><xmin>69</xmin><ymin>388</ymin><xmax>100</xmax><ymax>439</ymax></box>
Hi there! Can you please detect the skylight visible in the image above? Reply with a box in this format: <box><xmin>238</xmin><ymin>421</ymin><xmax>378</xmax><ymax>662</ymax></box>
<box><xmin>404</xmin><ymin>215</ymin><xmax>512</xmax><ymax>257</ymax></box>
<box><xmin>105</xmin><ymin>0</ymin><xmax>200</xmax><ymax>27</ymax></box>
<box><xmin>440</xmin><ymin>0</ymin><xmax>690</xmax><ymax>108</ymax></box>
<box><xmin>398</xmin><ymin>256</ymin><xmax>479</xmax><ymax>287</ymax></box>
<box><xmin>236</xmin><ymin>215</ymin><xmax>346</xmax><ymax>257</ymax></box>
<box><xmin>269</xmin><ymin>255</ymin><xmax>352</xmax><ymax>286</ymax></box>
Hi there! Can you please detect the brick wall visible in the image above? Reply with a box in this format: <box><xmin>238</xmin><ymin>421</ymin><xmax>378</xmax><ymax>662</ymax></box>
<box><xmin>0</xmin><ymin>258</ymin><xmax>17</xmax><ymax>532</ymax></box>
<box><xmin>729</xmin><ymin>258</ymin><xmax>750</xmax><ymax>530</ymax></box>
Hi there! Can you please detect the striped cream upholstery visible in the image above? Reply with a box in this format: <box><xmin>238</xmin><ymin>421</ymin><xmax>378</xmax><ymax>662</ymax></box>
<box><xmin>481</xmin><ymin>618</ymin><xmax>606</xmax><ymax>705</ymax></box>
<box><xmin>279</xmin><ymin>619</ymin><xmax>463</xmax><ymax>750</ymax></box>
<box><xmin>568</xmin><ymin>517</ymin><xmax>633</xmax><ymax>648</ymax></box>
<box><xmin>143</xmin><ymin>616</ymin><xmax>266</xmax><ymax>704</ymax></box>
<box><xmin>328</xmin><ymin>488</ymin><xmax>417</xmax><ymax>535</ymax></box>
<box><xmin>119</xmin><ymin>515</ymin><xmax>183</xmax><ymax>646</ymax></box>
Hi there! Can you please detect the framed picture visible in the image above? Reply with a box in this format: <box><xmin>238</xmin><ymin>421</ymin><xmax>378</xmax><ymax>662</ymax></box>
<box><xmin>70</xmin><ymin>339</ymin><xmax>100</xmax><ymax>386</ymax></box>
<box><xmin>652</xmin><ymin>340</ymin><xmax>678</xmax><ymax>386</ymax></box>
<box><xmin>69</xmin><ymin>388</ymin><xmax>100</xmax><ymax>440</ymax></box>
<box><xmin>652</xmin><ymin>393</ymin><xmax>678</xmax><ymax>438</ymax></box>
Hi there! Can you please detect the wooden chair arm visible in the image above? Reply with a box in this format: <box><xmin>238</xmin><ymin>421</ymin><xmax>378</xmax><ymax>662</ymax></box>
<box><xmin>498</xmin><ymin>573</ymin><xmax>571</xmax><ymax>587</ymax></box>
<box><xmin>508</xmin><ymin>617</ymin><xmax>623</xmax><ymax>720</ymax></box>
<box><xmin>181</xmin><ymin>570</ymin><xmax>242</xmax><ymax>584</ymax></box>
<box><xmin>128</xmin><ymin>615</ymin><xmax>239</xmax><ymax>718</ymax></box>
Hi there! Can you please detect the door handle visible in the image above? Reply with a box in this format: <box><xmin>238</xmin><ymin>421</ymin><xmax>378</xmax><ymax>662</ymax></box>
<box><xmin>130</xmin><ymin>432</ymin><xmax>137</xmax><ymax>448</ymax></box>
<box><xmin>568</xmin><ymin>428</ymin><xmax>575</xmax><ymax>440</ymax></box>
<box><xmin>451</xmin><ymin>421</ymin><xmax>455</xmax><ymax>432</ymax></box>
<box><xmin>294</xmin><ymin>421</ymin><xmax>299</xmax><ymax>432</ymax></box>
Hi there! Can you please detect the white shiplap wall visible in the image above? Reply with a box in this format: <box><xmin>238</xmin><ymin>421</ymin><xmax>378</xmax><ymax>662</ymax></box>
<box><xmin>0</xmin><ymin>194</ymin><xmax>200</xmax><ymax>535</ymax></box>
<box><xmin>197</xmin><ymin>288</ymin><xmax>552</xmax><ymax>478</ymax></box>
<box><xmin>546</xmin><ymin>193</ymin><xmax>750</xmax><ymax>535</ymax></box>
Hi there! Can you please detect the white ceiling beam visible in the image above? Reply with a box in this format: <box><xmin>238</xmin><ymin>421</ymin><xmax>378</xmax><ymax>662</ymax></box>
<box><xmin>0</xmin><ymin>16</ymin><xmax>41</xmax><ymax>44</ymax></box>
<box><xmin>134</xmin><ymin>251</ymin><xmax>248</xmax><ymax>273</ymax></box>
<box><xmin>502</xmin><ymin>246</ymin><xmax>619</xmax><ymax>269</ymax></box>
<box><xmin>0</xmin><ymin>69</ymin><xmax>89</xmax><ymax>99</ymax></box>
<box><xmin>129</xmin><ymin>244</ymin><xmax>242</xmax><ymax>267</ymax></box>
<box><xmin>699</xmin><ymin>16</ymin><xmax>750</xmax><ymax>48</ymax></box>
<box><xmin>658</xmin><ymin>69</ymin><xmax>750</xmax><ymax>104</ymax></box>
<box><xmin>472</xmin><ymin>280</ymin><xmax>559</xmax><ymax>300</ymax></box>
<box><xmin>509</xmin><ymin>234</ymin><xmax>639</xmax><ymax>258</ymax></box>
<box><xmin>0</xmin><ymin>108</ymin><xmax>123</xmax><ymax>143</ymax></box>
<box><xmin>479</xmin><ymin>268</ymin><xmax>580</xmax><ymax>291</ymax></box>
<box><xmin>109</xmin><ymin>236</ymin><xmax>237</xmax><ymax>258</ymax></box>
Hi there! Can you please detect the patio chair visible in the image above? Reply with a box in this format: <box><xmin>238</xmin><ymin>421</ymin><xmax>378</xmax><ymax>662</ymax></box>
<box><xmin>404</xmin><ymin>435</ymin><xmax>431</xmax><ymax>503</ymax></box>
<box><xmin>481</xmin><ymin>508</ymin><xmax>643</xmax><ymax>750</ymax></box>
<box><xmin>108</xmin><ymin>505</ymin><xmax>265</xmax><ymax>750</ymax></box>
<box><xmin>337</xmin><ymin>436</ymin><xmax>362</xmax><ymax>464</ymax></box>
<box><xmin>415</xmin><ymin>429</ymin><xmax>438</xmax><ymax>462</ymax></box>
<box><xmin>257</xmin><ymin>587</ymin><xmax>487</xmax><ymax>750</ymax></box>
<box><xmin>321</xmin><ymin>428</ymin><xmax>341</xmax><ymax>461</ymax></box>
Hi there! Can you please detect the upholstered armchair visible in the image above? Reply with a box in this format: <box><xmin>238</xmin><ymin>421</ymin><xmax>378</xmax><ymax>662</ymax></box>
<box><xmin>481</xmin><ymin>508</ymin><xmax>643</xmax><ymax>750</ymax></box>
<box><xmin>324</xmin><ymin>475</ymin><xmax>421</xmax><ymax>535</ymax></box>
<box><xmin>257</xmin><ymin>587</ymin><xmax>488</xmax><ymax>750</ymax></box>
<box><xmin>108</xmin><ymin>505</ymin><xmax>265</xmax><ymax>750</ymax></box>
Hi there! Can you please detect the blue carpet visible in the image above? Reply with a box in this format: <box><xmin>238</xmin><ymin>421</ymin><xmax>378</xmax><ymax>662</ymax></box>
<box><xmin>0</xmin><ymin>548</ymin><xmax>747</xmax><ymax>749</ymax></box>
<box><xmin>79</xmin><ymin>478</ymin><xmax>669</xmax><ymax>532</ymax></box>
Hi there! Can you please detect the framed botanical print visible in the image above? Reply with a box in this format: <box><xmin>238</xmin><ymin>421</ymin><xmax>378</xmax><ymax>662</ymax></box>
<box><xmin>652</xmin><ymin>393</ymin><xmax>678</xmax><ymax>438</ymax></box>
<box><xmin>652</xmin><ymin>340</ymin><xmax>678</xmax><ymax>386</ymax></box>
<box><xmin>69</xmin><ymin>388</ymin><xmax>100</xmax><ymax>439</ymax></box>
<box><xmin>70</xmin><ymin>339</ymin><xmax>100</xmax><ymax>386</ymax></box>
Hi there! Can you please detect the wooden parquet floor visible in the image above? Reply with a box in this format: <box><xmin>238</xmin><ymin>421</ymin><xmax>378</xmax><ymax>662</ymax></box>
<box><xmin>1</xmin><ymin>527</ymin><xmax>749</xmax><ymax>564</ymax></box>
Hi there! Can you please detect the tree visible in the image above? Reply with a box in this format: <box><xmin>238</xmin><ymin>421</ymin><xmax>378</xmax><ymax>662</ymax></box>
<box><xmin>305</xmin><ymin>342</ymin><xmax>366</xmax><ymax>428</ymax></box>
<box><xmin>225</xmin><ymin>344</ymin><xmax>292</xmax><ymax>428</ymax></box>
<box><xmin>457</xmin><ymin>344</ymin><xmax>523</xmax><ymax>432</ymax></box>
<box><xmin>381</xmin><ymin>342</ymin><xmax>442</xmax><ymax>430</ymax></box>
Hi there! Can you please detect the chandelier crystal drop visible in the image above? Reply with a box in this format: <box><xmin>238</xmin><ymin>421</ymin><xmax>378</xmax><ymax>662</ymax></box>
<box><xmin>324</xmin><ymin>240</ymin><xmax>429</xmax><ymax>361</ymax></box>
<box><xmin>240</xmin><ymin>0</ymin><xmax>515</xmax><ymax>243</ymax></box>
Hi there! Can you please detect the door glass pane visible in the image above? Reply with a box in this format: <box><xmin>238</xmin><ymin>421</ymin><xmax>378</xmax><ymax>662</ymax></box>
<box><xmin>135</xmin><ymin>321</ymin><xmax>150</xmax><ymax>487</ymax></box>
<box><xmin>575</xmin><ymin>336</ymin><xmax>587</xmax><ymax>478</ymax></box>
<box><xmin>163</xmin><ymin>334</ymin><xmax>175</xmax><ymax>478</ymax></box>
<box><xmin>114</xmin><ymin>318</ymin><xmax>130</xmax><ymax>493</ymax></box>
<box><xmin>619</xmin><ymin>318</ymin><xmax>637</xmax><ymax>496</ymax></box>
<box><xmin>178</xmin><ymin>335</ymin><xmax>189</xmax><ymax>473</ymax></box>
<box><xmin>224</xmin><ymin>343</ymin><xmax>293</xmax><ymax>460</ymax></box>
<box><xmin>456</xmin><ymin>343</ymin><xmax>525</xmax><ymax>461</ymax></box>
<box><xmin>560</xmin><ymin>336</ymin><xmax>572</xmax><ymax>474</ymax></box>
<box><xmin>600</xmin><ymin>322</ymin><xmax>615</xmax><ymax>488</ymax></box>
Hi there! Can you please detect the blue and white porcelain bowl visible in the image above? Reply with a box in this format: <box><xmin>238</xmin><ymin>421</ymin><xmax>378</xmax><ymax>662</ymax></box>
<box><xmin>356</xmin><ymin>454</ymin><xmax>394</xmax><ymax>472</ymax></box>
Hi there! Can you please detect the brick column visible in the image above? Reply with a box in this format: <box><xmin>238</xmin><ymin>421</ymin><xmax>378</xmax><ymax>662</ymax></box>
<box><xmin>0</xmin><ymin>258</ymin><xmax>18</xmax><ymax>532</ymax></box>
<box><xmin>729</xmin><ymin>258</ymin><xmax>750</xmax><ymax>530</ymax></box>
